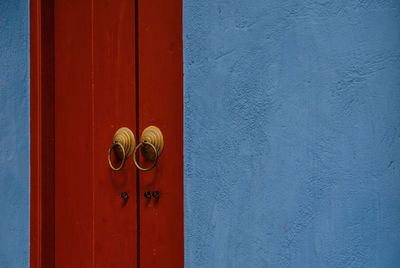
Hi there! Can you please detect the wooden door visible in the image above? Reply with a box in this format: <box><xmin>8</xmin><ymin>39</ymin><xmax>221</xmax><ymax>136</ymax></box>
<box><xmin>139</xmin><ymin>1</ymin><xmax>183</xmax><ymax>267</ymax></box>
<box><xmin>55</xmin><ymin>0</ymin><xmax>137</xmax><ymax>266</ymax></box>
<box><xmin>30</xmin><ymin>0</ymin><xmax>183</xmax><ymax>267</ymax></box>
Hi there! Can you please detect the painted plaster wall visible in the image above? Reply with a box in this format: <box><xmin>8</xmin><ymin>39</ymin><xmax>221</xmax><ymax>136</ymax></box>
<box><xmin>0</xmin><ymin>0</ymin><xmax>30</xmax><ymax>267</ymax></box>
<box><xmin>184</xmin><ymin>1</ymin><xmax>400</xmax><ymax>267</ymax></box>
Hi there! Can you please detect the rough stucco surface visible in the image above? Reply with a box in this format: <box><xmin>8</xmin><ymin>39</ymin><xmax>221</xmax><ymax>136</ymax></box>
<box><xmin>184</xmin><ymin>1</ymin><xmax>400</xmax><ymax>267</ymax></box>
<box><xmin>0</xmin><ymin>0</ymin><xmax>29</xmax><ymax>267</ymax></box>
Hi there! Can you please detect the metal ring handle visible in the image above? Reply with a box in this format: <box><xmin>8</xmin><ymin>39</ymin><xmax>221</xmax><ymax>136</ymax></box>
<box><xmin>133</xmin><ymin>141</ymin><xmax>158</xmax><ymax>171</ymax></box>
<box><xmin>108</xmin><ymin>141</ymin><xmax>126</xmax><ymax>171</ymax></box>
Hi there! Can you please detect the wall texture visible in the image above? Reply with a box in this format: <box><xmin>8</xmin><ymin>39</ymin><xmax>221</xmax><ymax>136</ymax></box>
<box><xmin>0</xmin><ymin>0</ymin><xmax>30</xmax><ymax>267</ymax></box>
<box><xmin>1</xmin><ymin>0</ymin><xmax>400</xmax><ymax>267</ymax></box>
<box><xmin>184</xmin><ymin>0</ymin><xmax>400</xmax><ymax>267</ymax></box>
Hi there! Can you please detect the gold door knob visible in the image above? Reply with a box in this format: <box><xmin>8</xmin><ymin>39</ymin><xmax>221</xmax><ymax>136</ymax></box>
<box><xmin>108</xmin><ymin>127</ymin><xmax>136</xmax><ymax>171</ymax></box>
<box><xmin>133</xmin><ymin>126</ymin><xmax>164</xmax><ymax>171</ymax></box>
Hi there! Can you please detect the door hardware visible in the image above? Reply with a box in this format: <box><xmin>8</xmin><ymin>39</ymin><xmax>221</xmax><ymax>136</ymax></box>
<box><xmin>120</xmin><ymin>192</ymin><xmax>129</xmax><ymax>200</ymax></box>
<box><xmin>152</xmin><ymin>191</ymin><xmax>160</xmax><ymax>199</ymax></box>
<box><xmin>133</xmin><ymin>126</ymin><xmax>164</xmax><ymax>171</ymax></box>
<box><xmin>144</xmin><ymin>191</ymin><xmax>152</xmax><ymax>199</ymax></box>
<box><xmin>108</xmin><ymin>127</ymin><xmax>136</xmax><ymax>171</ymax></box>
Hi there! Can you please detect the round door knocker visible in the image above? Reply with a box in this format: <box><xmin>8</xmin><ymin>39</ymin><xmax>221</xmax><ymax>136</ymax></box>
<box><xmin>108</xmin><ymin>127</ymin><xmax>136</xmax><ymax>171</ymax></box>
<box><xmin>133</xmin><ymin>141</ymin><xmax>158</xmax><ymax>171</ymax></box>
<box><xmin>133</xmin><ymin>126</ymin><xmax>164</xmax><ymax>172</ymax></box>
<box><xmin>108</xmin><ymin>141</ymin><xmax>126</xmax><ymax>171</ymax></box>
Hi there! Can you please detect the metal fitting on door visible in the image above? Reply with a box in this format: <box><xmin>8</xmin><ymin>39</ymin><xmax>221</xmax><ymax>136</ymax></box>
<box><xmin>108</xmin><ymin>127</ymin><xmax>136</xmax><ymax>171</ymax></box>
<box><xmin>133</xmin><ymin>126</ymin><xmax>164</xmax><ymax>171</ymax></box>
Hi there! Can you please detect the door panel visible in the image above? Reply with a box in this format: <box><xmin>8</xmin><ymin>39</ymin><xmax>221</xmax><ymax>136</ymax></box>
<box><xmin>139</xmin><ymin>0</ymin><xmax>184</xmax><ymax>267</ymax></box>
<box><xmin>52</xmin><ymin>0</ymin><xmax>182</xmax><ymax>266</ymax></box>
<box><xmin>55</xmin><ymin>0</ymin><xmax>93</xmax><ymax>266</ymax></box>
<box><xmin>93</xmin><ymin>0</ymin><xmax>137</xmax><ymax>266</ymax></box>
<box><xmin>55</xmin><ymin>0</ymin><xmax>137</xmax><ymax>266</ymax></box>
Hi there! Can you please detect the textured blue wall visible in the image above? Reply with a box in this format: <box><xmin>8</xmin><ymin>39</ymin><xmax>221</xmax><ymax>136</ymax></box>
<box><xmin>0</xmin><ymin>0</ymin><xmax>30</xmax><ymax>267</ymax></box>
<box><xmin>184</xmin><ymin>1</ymin><xmax>400</xmax><ymax>267</ymax></box>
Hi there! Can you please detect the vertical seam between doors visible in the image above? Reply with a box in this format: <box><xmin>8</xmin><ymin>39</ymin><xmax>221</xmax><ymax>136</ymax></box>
<box><xmin>91</xmin><ymin>0</ymin><xmax>95</xmax><ymax>266</ymax></box>
<box><xmin>135</xmin><ymin>0</ymin><xmax>140</xmax><ymax>267</ymax></box>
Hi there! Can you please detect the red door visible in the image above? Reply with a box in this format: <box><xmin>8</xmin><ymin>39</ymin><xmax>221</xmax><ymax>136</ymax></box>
<box><xmin>31</xmin><ymin>0</ymin><xmax>183</xmax><ymax>267</ymax></box>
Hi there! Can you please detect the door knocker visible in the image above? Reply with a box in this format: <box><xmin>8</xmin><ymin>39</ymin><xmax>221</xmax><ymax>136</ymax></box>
<box><xmin>108</xmin><ymin>127</ymin><xmax>136</xmax><ymax>171</ymax></box>
<box><xmin>133</xmin><ymin>126</ymin><xmax>164</xmax><ymax>171</ymax></box>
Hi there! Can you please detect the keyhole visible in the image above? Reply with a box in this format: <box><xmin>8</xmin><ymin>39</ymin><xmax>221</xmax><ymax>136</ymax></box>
<box><xmin>121</xmin><ymin>192</ymin><xmax>129</xmax><ymax>200</ymax></box>
<box><xmin>152</xmin><ymin>191</ymin><xmax>160</xmax><ymax>199</ymax></box>
<box><xmin>144</xmin><ymin>191</ymin><xmax>152</xmax><ymax>199</ymax></box>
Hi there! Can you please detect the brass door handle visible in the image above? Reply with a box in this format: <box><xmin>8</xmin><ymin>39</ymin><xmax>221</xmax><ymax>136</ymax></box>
<box><xmin>108</xmin><ymin>127</ymin><xmax>136</xmax><ymax>171</ymax></box>
<box><xmin>133</xmin><ymin>126</ymin><xmax>164</xmax><ymax>171</ymax></box>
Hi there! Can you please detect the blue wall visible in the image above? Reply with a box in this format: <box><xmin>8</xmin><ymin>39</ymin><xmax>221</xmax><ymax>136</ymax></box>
<box><xmin>184</xmin><ymin>1</ymin><xmax>400</xmax><ymax>267</ymax></box>
<box><xmin>0</xmin><ymin>0</ymin><xmax>30</xmax><ymax>267</ymax></box>
<box><xmin>1</xmin><ymin>0</ymin><xmax>400</xmax><ymax>267</ymax></box>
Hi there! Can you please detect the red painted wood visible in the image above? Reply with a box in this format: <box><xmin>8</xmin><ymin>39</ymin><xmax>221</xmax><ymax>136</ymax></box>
<box><xmin>138</xmin><ymin>0</ymin><xmax>184</xmax><ymax>266</ymax></box>
<box><xmin>54</xmin><ymin>0</ymin><xmax>137</xmax><ymax>266</ymax></box>
<box><xmin>30</xmin><ymin>0</ymin><xmax>55</xmax><ymax>267</ymax></box>
<box><xmin>54</xmin><ymin>1</ymin><xmax>93</xmax><ymax>265</ymax></box>
<box><xmin>92</xmin><ymin>0</ymin><xmax>137</xmax><ymax>265</ymax></box>
<box><xmin>31</xmin><ymin>0</ymin><xmax>183</xmax><ymax>266</ymax></box>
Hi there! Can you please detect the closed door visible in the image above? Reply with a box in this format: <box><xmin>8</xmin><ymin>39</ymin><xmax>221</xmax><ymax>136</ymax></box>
<box><xmin>54</xmin><ymin>0</ymin><xmax>183</xmax><ymax>266</ymax></box>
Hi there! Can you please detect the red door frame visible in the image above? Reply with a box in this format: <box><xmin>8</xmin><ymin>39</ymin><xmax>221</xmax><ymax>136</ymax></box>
<box><xmin>30</xmin><ymin>0</ymin><xmax>55</xmax><ymax>267</ymax></box>
<box><xmin>30</xmin><ymin>0</ymin><xmax>183</xmax><ymax>267</ymax></box>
